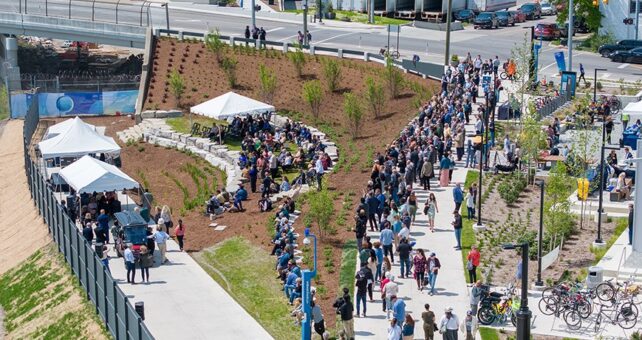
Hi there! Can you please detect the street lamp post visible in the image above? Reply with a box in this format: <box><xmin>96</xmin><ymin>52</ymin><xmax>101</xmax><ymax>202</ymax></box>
<box><xmin>476</xmin><ymin>130</ymin><xmax>484</xmax><ymax>228</ymax></box>
<box><xmin>444</xmin><ymin>0</ymin><xmax>453</xmax><ymax>66</ymax></box>
<box><xmin>593</xmin><ymin>68</ymin><xmax>608</xmax><ymax>245</ymax></box>
<box><xmin>535</xmin><ymin>179</ymin><xmax>545</xmax><ymax>287</ymax></box>
<box><xmin>503</xmin><ymin>243</ymin><xmax>531</xmax><ymax>340</ymax></box>
<box><xmin>303</xmin><ymin>0</ymin><xmax>309</xmax><ymax>45</ymax></box>
<box><xmin>301</xmin><ymin>228</ymin><xmax>318</xmax><ymax>340</ymax></box>
<box><xmin>251</xmin><ymin>0</ymin><xmax>256</xmax><ymax>29</ymax></box>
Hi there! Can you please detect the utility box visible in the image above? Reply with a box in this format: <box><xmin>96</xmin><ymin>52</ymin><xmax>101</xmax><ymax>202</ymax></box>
<box><xmin>586</xmin><ymin>266</ymin><xmax>603</xmax><ymax>289</ymax></box>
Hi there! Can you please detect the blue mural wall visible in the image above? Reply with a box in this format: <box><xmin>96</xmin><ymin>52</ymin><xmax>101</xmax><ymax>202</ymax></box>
<box><xmin>11</xmin><ymin>90</ymin><xmax>138</xmax><ymax>118</ymax></box>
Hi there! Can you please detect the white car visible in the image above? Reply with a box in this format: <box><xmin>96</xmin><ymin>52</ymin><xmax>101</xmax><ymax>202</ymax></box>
<box><xmin>541</xmin><ymin>2</ymin><xmax>556</xmax><ymax>15</ymax></box>
<box><xmin>61</xmin><ymin>40</ymin><xmax>73</xmax><ymax>48</ymax></box>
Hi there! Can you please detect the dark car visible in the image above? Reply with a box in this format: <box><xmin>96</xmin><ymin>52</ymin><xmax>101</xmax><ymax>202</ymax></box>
<box><xmin>534</xmin><ymin>23</ymin><xmax>561</xmax><ymax>40</ymax></box>
<box><xmin>509</xmin><ymin>9</ymin><xmax>526</xmax><ymax>23</ymax></box>
<box><xmin>520</xmin><ymin>3</ymin><xmax>542</xmax><ymax>20</ymax></box>
<box><xmin>474</xmin><ymin>12</ymin><xmax>499</xmax><ymax>29</ymax></box>
<box><xmin>495</xmin><ymin>11</ymin><xmax>515</xmax><ymax>26</ymax></box>
<box><xmin>609</xmin><ymin>47</ymin><xmax>642</xmax><ymax>64</ymax></box>
<box><xmin>599</xmin><ymin>40</ymin><xmax>642</xmax><ymax>57</ymax></box>
<box><xmin>455</xmin><ymin>9</ymin><xmax>475</xmax><ymax>22</ymax></box>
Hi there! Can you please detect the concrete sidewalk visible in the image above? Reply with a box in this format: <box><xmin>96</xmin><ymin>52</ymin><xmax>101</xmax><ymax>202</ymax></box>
<box><xmin>107</xmin><ymin>238</ymin><xmax>273</xmax><ymax>340</ymax></box>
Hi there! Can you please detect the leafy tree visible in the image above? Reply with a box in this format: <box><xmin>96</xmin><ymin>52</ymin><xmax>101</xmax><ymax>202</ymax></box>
<box><xmin>382</xmin><ymin>57</ymin><xmax>404</xmax><ymax>99</ymax></box>
<box><xmin>205</xmin><ymin>28</ymin><xmax>226</xmax><ymax>64</ymax></box>
<box><xmin>344</xmin><ymin>92</ymin><xmax>364</xmax><ymax>140</ymax></box>
<box><xmin>289</xmin><ymin>45</ymin><xmax>306</xmax><ymax>78</ymax></box>
<box><xmin>322</xmin><ymin>59</ymin><xmax>342</xmax><ymax>92</ymax></box>
<box><xmin>544</xmin><ymin>163</ymin><xmax>576</xmax><ymax>245</ymax></box>
<box><xmin>308</xmin><ymin>184</ymin><xmax>335</xmax><ymax>238</ymax></box>
<box><xmin>553</xmin><ymin>0</ymin><xmax>602</xmax><ymax>33</ymax></box>
<box><xmin>258</xmin><ymin>64</ymin><xmax>277</xmax><ymax>104</ymax></box>
<box><xmin>221</xmin><ymin>57</ymin><xmax>238</xmax><ymax>88</ymax></box>
<box><xmin>364</xmin><ymin>76</ymin><xmax>385</xmax><ymax>118</ymax></box>
<box><xmin>509</xmin><ymin>32</ymin><xmax>533</xmax><ymax>125</ymax></box>
<box><xmin>302</xmin><ymin>80</ymin><xmax>323</xmax><ymax>119</ymax></box>
<box><xmin>568</xmin><ymin>95</ymin><xmax>600</xmax><ymax>175</ymax></box>
<box><xmin>518</xmin><ymin>103</ymin><xmax>546</xmax><ymax>184</ymax></box>
<box><xmin>168</xmin><ymin>69</ymin><xmax>185</xmax><ymax>107</ymax></box>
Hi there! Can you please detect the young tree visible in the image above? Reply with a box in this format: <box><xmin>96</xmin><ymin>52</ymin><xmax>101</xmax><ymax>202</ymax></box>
<box><xmin>168</xmin><ymin>69</ymin><xmax>185</xmax><ymax>107</ymax></box>
<box><xmin>221</xmin><ymin>57</ymin><xmax>238</xmax><ymax>88</ymax></box>
<box><xmin>544</xmin><ymin>163</ymin><xmax>576</xmax><ymax>245</ymax></box>
<box><xmin>258</xmin><ymin>64</ymin><xmax>278</xmax><ymax>104</ymax></box>
<box><xmin>364</xmin><ymin>76</ymin><xmax>385</xmax><ymax>118</ymax></box>
<box><xmin>509</xmin><ymin>32</ymin><xmax>533</xmax><ymax>125</ymax></box>
<box><xmin>344</xmin><ymin>92</ymin><xmax>364</xmax><ymax>140</ymax></box>
<box><xmin>308</xmin><ymin>185</ymin><xmax>335</xmax><ymax>237</ymax></box>
<box><xmin>568</xmin><ymin>95</ymin><xmax>600</xmax><ymax>175</ymax></box>
<box><xmin>382</xmin><ymin>56</ymin><xmax>404</xmax><ymax>99</ymax></box>
<box><xmin>302</xmin><ymin>80</ymin><xmax>323</xmax><ymax>119</ymax></box>
<box><xmin>289</xmin><ymin>45</ymin><xmax>306</xmax><ymax>78</ymax></box>
<box><xmin>205</xmin><ymin>28</ymin><xmax>226</xmax><ymax>64</ymax></box>
<box><xmin>322</xmin><ymin>58</ymin><xmax>342</xmax><ymax>92</ymax></box>
<box><xmin>518</xmin><ymin>103</ymin><xmax>546</xmax><ymax>184</ymax></box>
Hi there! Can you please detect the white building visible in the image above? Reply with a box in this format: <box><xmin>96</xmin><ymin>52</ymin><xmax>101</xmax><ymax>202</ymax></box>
<box><xmin>599</xmin><ymin>0</ymin><xmax>642</xmax><ymax>40</ymax></box>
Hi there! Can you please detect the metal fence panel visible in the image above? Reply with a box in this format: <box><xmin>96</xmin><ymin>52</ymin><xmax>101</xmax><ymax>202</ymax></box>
<box><xmin>96</xmin><ymin>266</ymin><xmax>107</xmax><ymax>321</ymax></box>
<box><xmin>127</xmin><ymin>303</ymin><xmax>141</xmax><ymax>340</ymax></box>
<box><xmin>80</xmin><ymin>242</ymin><xmax>89</xmax><ymax>292</ymax></box>
<box><xmin>71</xmin><ymin>228</ymin><xmax>80</xmax><ymax>277</ymax></box>
<box><xmin>116</xmin><ymin>289</ymin><xmax>128</xmax><ymax>340</ymax></box>
<box><xmin>106</xmin><ymin>277</ymin><xmax>117</xmax><ymax>336</ymax></box>
<box><xmin>87</xmin><ymin>256</ymin><xmax>98</xmax><ymax>305</ymax></box>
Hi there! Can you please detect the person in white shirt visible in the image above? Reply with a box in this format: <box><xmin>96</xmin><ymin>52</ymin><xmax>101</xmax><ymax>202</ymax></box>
<box><xmin>398</xmin><ymin>225</ymin><xmax>410</xmax><ymax>241</ymax></box>
<box><xmin>123</xmin><ymin>244</ymin><xmax>136</xmax><ymax>284</ymax></box>
<box><xmin>152</xmin><ymin>226</ymin><xmax>171</xmax><ymax>264</ymax></box>
<box><xmin>315</xmin><ymin>157</ymin><xmax>324</xmax><ymax>191</ymax></box>
<box><xmin>439</xmin><ymin>307</ymin><xmax>460</xmax><ymax>340</ymax></box>
<box><xmin>388</xmin><ymin>318</ymin><xmax>402</xmax><ymax>340</ymax></box>
<box><xmin>383</xmin><ymin>276</ymin><xmax>399</xmax><ymax>319</ymax></box>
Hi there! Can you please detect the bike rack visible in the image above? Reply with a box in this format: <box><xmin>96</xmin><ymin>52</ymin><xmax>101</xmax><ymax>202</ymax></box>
<box><xmin>617</xmin><ymin>247</ymin><xmax>627</xmax><ymax>279</ymax></box>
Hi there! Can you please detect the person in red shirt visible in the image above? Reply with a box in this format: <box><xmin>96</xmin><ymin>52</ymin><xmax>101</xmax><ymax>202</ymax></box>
<box><xmin>466</xmin><ymin>245</ymin><xmax>481</xmax><ymax>284</ymax></box>
<box><xmin>175</xmin><ymin>219</ymin><xmax>186</xmax><ymax>251</ymax></box>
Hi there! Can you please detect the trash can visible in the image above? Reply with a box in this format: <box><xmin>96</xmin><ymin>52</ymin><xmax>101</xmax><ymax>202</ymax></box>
<box><xmin>623</xmin><ymin>133</ymin><xmax>639</xmax><ymax>150</ymax></box>
<box><xmin>135</xmin><ymin>301</ymin><xmax>145</xmax><ymax>320</ymax></box>
<box><xmin>586</xmin><ymin>266</ymin><xmax>603</xmax><ymax>289</ymax></box>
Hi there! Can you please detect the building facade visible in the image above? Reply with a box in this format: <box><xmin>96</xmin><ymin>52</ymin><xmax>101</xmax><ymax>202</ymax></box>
<box><xmin>599</xmin><ymin>0</ymin><xmax>641</xmax><ymax>40</ymax></box>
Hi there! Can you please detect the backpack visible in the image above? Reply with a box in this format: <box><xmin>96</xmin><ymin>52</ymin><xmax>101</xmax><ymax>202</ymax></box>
<box><xmin>356</xmin><ymin>271</ymin><xmax>368</xmax><ymax>288</ymax></box>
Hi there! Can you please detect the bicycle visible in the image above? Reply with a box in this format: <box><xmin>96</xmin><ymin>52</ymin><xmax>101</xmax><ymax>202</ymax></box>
<box><xmin>599</xmin><ymin>95</ymin><xmax>622</xmax><ymax>113</ymax></box>
<box><xmin>538</xmin><ymin>282</ymin><xmax>593</xmax><ymax>318</ymax></box>
<box><xmin>499</xmin><ymin>71</ymin><xmax>521</xmax><ymax>81</ymax></box>
<box><xmin>477</xmin><ymin>283</ymin><xmax>518</xmax><ymax>326</ymax></box>
<box><xmin>379</xmin><ymin>46</ymin><xmax>400</xmax><ymax>60</ymax></box>
<box><xmin>593</xmin><ymin>300</ymin><xmax>639</xmax><ymax>332</ymax></box>
<box><xmin>595</xmin><ymin>277</ymin><xmax>640</xmax><ymax>303</ymax></box>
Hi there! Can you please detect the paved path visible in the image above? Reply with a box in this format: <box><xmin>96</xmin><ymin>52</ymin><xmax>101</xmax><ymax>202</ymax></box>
<box><xmin>354</xmin><ymin>124</ymin><xmax>475</xmax><ymax>339</ymax></box>
<box><xmin>108</xmin><ymin>237</ymin><xmax>273</xmax><ymax>340</ymax></box>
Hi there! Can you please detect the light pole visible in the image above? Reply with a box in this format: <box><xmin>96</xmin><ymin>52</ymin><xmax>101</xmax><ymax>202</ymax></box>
<box><xmin>303</xmin><ymin>0</ymin><xmax>309</xmax><ymax>45</ymax></box>
<box><xmin>444</xmin><ymin>0</ymin><xmax>453</xmax><ymax>66</ymax></box>
<box><xmin>593</xmin><ymin>68</ymin><xmax>606</xmax><ymax>103</ymax></box>
<box><xmin>476</xmin><ymin>131</ymin><xmax>484</xmax><ymax>228</ymax></box>
<box><xmin>567</xmin><ymin>0</ymin><xmax>574</xmax><ymax>72</ymax></box>
<box><xmin>251</xmin><ymin>0</ymin><xmax>256</xmax><ymax>29</ymax></box>
<box><xmin>301</xmin><ymin>228</ymin><xmax>317</xmax><ymax>340</ymax></box>
<box><xmin>535</xmin><ymin>179</ymin><xmax>545</xmax><ymax>287</ymax></box>
<box><xmin>161</xmin><ymin>3</ymin><xmax>170</xmax><ymax>36</ymax></box>
<box><xmin>503</xmin><ymin>243</ymin><xmax>531</xmax><ymax>340</ymax></box>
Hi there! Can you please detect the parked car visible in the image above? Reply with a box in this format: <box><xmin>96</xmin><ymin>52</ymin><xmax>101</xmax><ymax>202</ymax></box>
<box><xmin>598</xmin><ymin>40</ymin><xmax>642</xmax><ymax>57</ymax></box>
<box><xmin>495</xmin><ymin>11</ymin><xmax>515</xmax><ymax>26</ymax></box>
<box><xmin>540</xmin><ymin>2</ymin><xmax>556</xmax><ymax>15</ymax></box>
<box><xmin>509</xmin><ymin>9</ymin><xmax>526</xmax><ymax>23</ymax></box>
<box><xmin>609</xmin><ymin>47</ymin><xmax>642</xmax><ymax>64</ymax></box>
<box><xmin>534</xmin><ymin>23</ymin><xmax>561</xmax><ymax>40</ymax></box>
<box><xmin>520</xmin><ymin>3</ymin><xmax>541</xmax><ymax>20</ymax></box>
<box><xmin>474</xmin><ymin>12</ymin><xmax>499</xmax><ymax>29</ymax></box>
<box><xmin>454</xmin><ymin>9</ymin><xmax>476</xmax><ymax>22</ymax></box>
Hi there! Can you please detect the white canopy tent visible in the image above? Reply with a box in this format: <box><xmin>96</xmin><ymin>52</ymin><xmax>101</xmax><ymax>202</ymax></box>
<box><xmin>44</xmin><ymin>116</ymin><xmax>96</xmax><ymax>140</ymax></box>
<box><xmin>190</xmin><ymin>92</ymin><xmax>275</xmax><ymax>120</ymax></box>
<box><xmin>38</xmin><ymin>116</ymin><xmax>120</xmax><ymax>159</ymax></box>
<box><xmin>623</xmin><ymin>100</ymin><xmax>642</xmax><ymax>121</ymax></box>
<box><xmin>59</xmin><ymin>155</ymin><xmax>138</xmax><ymax>194</ymax></box>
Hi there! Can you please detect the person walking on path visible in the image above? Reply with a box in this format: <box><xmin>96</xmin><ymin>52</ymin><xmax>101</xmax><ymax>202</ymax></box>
<box><xmin>311</xmin><ymin>300</ymin><xmax>328</xmax><ymax>340</ymax></box>
<box><xmin>622</xmin><ymin>111</ymin><xmax>630</xmax><ymax>131</ymax></box>
<box><xmin>420</xmin><ymin>157</ymin><xmax>434</xmax><ymax>190</ymax></box>
<box><xmin>427</xmin><ymin>252</ymin><xmax>441</xmax><ymax>295</ymax></box>
<box><xmin>355</xmin><ymin>263</ymin><xmax>373</xmax><ymax>317</ymax></box>
<box><xmin>439</xmin><ymin>154</ymin><xmax>452</xmax><ymax>187</ymax></box>
<box><xmin>152</xmin><ymin>225</ymin><xmax>170</xmax><ymax>264</ymax></box>
<box><xmin>579</xmin><ymin>63</ymin><xmax>586</xmax><ymax>84</ymax></box>
<box><xmin>383</xmin><ymin>274</ymin><xmax>399</xmax><ymax>319</ymax></box>
<box><xmin>465</xmin><ymin>188</ymin><xmax>475</xmax><ymax>220</ymax></box>
<box><xmin>124</xmin><ymin>244</ymin><xmax>136</xmax><ymax>284</ymax></box>
<box><xmin>398</xmin><ymin>238</ymin><xmax>412</xmax><ymax>279</ymax></box>
<box><xmin>354</xmin><ymin>210</ymin><xmax>367</xmax><ymax>252</ymax></box>
<box><xmin>422</xmin><ymin>304</ymin><xmax>436</xmax><ymax>340</ymax></box>
<box><xmin>388</xmin><ymin>318</ymin><xmax>402</xmax><ymax>340</ymax></box>
<box><xmin>100</xmin><ymin>245</ymin><xmax>110</xmax><ymax>273</ymax></box>
<box><xmin>381</xmin><ymin>224</ymin><xmax>394</xmax><ymax>263</ymax></box>
<box><xmin>452</xmin><ymin>211</ymin><xmax>463</xmax><ymax>250</ymax></box>
<box><xmin>337</xmin><ymin>291</ymin><xmax>355</xmax><ymax>340</ymax></box>
<box><xmin>453</xmin><ymin>183</ymin><xmax>464</xmax><ymax>213</ymax></box>
<box><xmin>175</xmin><ymin>219</ymin><xmax>186</xmax><ymax>251</ymax></box>
<box><xmin>466</xmin><ymin>245</ymin><xmax>480</xmax><ymax>283</ymax></box>
<box><xmin>392</xmin><ymin>295</ymin><xmax>406</xmax><ymax>326</ymax></box>
<box><xmin>470</xmin><ymin>281</ymin><xmax>483</xmax><ymax>315</ymax></box>
<box><xmin>439</xmin><ymin>307</ymin><xmax>460</xmax><ymax>340</ymax></box>
<box><xmin>424</xmin><ymin>193</ymin><xmax>438</xmax><ymax>232</ymax></box>
<box><xmin>413</xmin><ymin>249</ymin><xmax>428</xmax><ymax>291</ymax></box>
<box><xmin>460</xmin><ymin>310</ymin><xmax>478</xmax><ymax>340</ymax></box>
<box><xmin>402</xmin><ymin>314</ymin><xmax>416</xmax><ymax>340</ymax></box>
<box><xmin>139</xmin><ymin>245</ymin><xmax>153</xmax><ymax>283</ymax></box>
<box><xmin>374</xmin><ymin>241</ymin><xmax>384</xmax><ymax>282</ymax></box>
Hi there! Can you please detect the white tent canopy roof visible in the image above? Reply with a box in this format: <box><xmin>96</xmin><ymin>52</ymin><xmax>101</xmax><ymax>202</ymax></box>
<box><xmin>59</xmin><ymin>155</ymin><xmax>138</xmax><ymax>193</ymax></box>
<box><xmin>38</xmin><ymin>116</ymin><xmax>120</xmax><ymax>159</ymax></box>
<box><xmin>190</xmin><ymin>92</ymin><xmax>275</xmax><ymax>120</ymax></box>
<box><xmin>44</xmin><ymin>116</ymin><xmax>96</xmax><ymax>140</ymax></box>
<box><xmin>623</xmin><ymin>100</ymin><xmax>642</xmax><ymax>118</ymax></box>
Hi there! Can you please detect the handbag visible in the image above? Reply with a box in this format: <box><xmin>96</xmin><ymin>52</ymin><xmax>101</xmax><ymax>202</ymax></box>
<box><xmin>467</xmin><ymin>260</ymin><xmax>474</xmax><ymax>271</ymax></box>
<box><xmin>439</xmin><ymin>322</ymin><xmax>446</xmax><ymax>334</ymax></box>
<box><xmin>433</xmin><ymin>323</ymin><xmax>439</xmax><ymax>332</ymax></box>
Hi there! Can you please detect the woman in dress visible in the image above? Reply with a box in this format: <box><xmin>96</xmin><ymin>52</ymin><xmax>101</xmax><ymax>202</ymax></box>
<box><xmin>424</xmin><ymin>193</ymin><xmax>438</xmax><ymax>232</ymax></box>
<box><xmin>439</xmin><ymin>153</ymin><xmax>451</xmax><ymax>187</ymax></box>
<box><xmin>413</xmin><ymin>249</ymin><xmax>428</xmax><ymax>291</ymax></box>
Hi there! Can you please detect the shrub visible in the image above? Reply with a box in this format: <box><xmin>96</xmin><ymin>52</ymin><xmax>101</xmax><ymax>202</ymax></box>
<box><xmin>343</xmin><ymin>92</ymin><xmax>364</xmax><ymax>140</ymax></box>
<box><xmin>302</xmin><ymin>80</ymin><xmax>323</xmax><ymax>119</ymax></box>
<box><xmin>383</xmin><ymin>57</ymin><xmax>404</xmax><ymax>99</ymax></box>
<box><xmin>364</xmin><ymin>76</ymin><xmax>385</xmax><ymax>118</ymax></box>
<box><xmin>168</xmin><ymin>69</ymin><xmax>185</xmax><ymax>107</ymax></box>
<box><xmin>322</xmin><ymin>59</ymin><xmax>342</xmax><ymax>92</ymax></box>
<box><xmin>289</xmin><ymin>45</ymin><xmax>306</xmax><ymax>78</ymax></box>
<box><xmin>205</xmin><ymin>28</ymin><xmax>225</xmax><ymax>64</ymax></box>
<box><xmin>221</xmin><ymin>57</ymin><xmax>238</xmax><ymax>88</ymax></box>
<box><xmin>258</xmin><ymin>64</ymin><xmax>278</xmax><ymax>104</ymax></box>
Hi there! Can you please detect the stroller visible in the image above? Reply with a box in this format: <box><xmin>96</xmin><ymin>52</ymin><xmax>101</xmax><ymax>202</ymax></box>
<box><xmin>493</xmin><ymin>151</ymin><xmax>518</xmax><ymax>174</ymax></box>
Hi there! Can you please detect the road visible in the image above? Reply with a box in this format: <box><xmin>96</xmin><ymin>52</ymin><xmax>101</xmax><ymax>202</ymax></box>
<box><xmin>1</xmin><ymin>0</ymin><xmax>641</xmax><ymax>82</ymax></box>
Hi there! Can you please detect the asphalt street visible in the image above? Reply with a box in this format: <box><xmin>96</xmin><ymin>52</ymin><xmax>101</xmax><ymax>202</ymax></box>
<box><xmin>1</xmin><ymin>0</ymin><xmax>641</xmax><ymax>82</ymax></box>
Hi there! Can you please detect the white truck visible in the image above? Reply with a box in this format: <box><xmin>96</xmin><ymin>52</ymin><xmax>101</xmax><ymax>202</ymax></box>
<box><xmin>467</xmin><ymin>0</ymin><xmax>516</xmax><ymax>12</ymax></box>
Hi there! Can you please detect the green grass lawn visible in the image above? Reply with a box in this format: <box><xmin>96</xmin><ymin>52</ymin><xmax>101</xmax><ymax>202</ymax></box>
<box><xmin>591</xmin><ymin>217</ymin><xmax>628</xmax><ymax>264</ymax></box>
<box><xmin>283</xmin><ymin>9</ymin><xmax>408</xmax><ymax>25</ymax></box>
<box><xmin>460</xmin><ymin>170</ymin><xmax>479</xmax><ymax>284</ymax></box>
<box><xmin>338</xmin><ymin>240</ymin><xmax>357</xmax><ymax>297</ymax></box>
<box><xmin>0</xmin><ymin>84</ymin><xmax>9</xmax><ymax>121</ymax></box>
<box><xmin>166</xmin><ymin>115</ymin><xmax>229</xmax><ymax>135</ymax></box>
<box><xmin>479</xmin><ymin>327</ymin><xmax>500</xmax><ymax>340</ymax></box>
<box><xmin>194</xmin><ymin>237</ymin><xmax>298</xmax><ymax>340</ymax></box>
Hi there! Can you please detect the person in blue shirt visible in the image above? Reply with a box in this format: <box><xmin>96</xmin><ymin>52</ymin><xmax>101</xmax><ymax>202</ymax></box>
<box><xmin>283</xmin><ymin>269</ymin><xmax>298</xmax><ymax>299</ymax></box>
<box><xmin>453</xmin><ymin>183</ymin><xmax>464</xmax><ymax>212</ymax></box>
<box><xmin>374</xmin><ymin>241</ymin><xmax>384</xmax><ymax>282</ymax></box>
<box><xmin>233</xmin><ymin>185</ymin><xmax>248</xmax><ymax>211</ymax></box>
<box><xmin>366</xmin><ymin>192</ymin><xmax>380</xmax><ymax>231</ymax></box>
<box><xmin>391</xmin><ymin>295</ymin><xmax>406</xmax><ymax>327</ymax></box>
<box><xmin>96</xmin><ymin>209</ymin><xmax>110</xmax><ymax>243</ymax></box>
<box><xmin>380</xmin><ymin>224</ymin><xmax>394</xmax><ymax>263</ymax></box>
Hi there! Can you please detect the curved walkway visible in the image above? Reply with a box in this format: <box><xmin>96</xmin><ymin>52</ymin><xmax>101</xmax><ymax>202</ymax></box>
<box><xmin>0</xmin><ymin>120</ymin><xmax>50</xmax><ymax>275</ymax></box>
